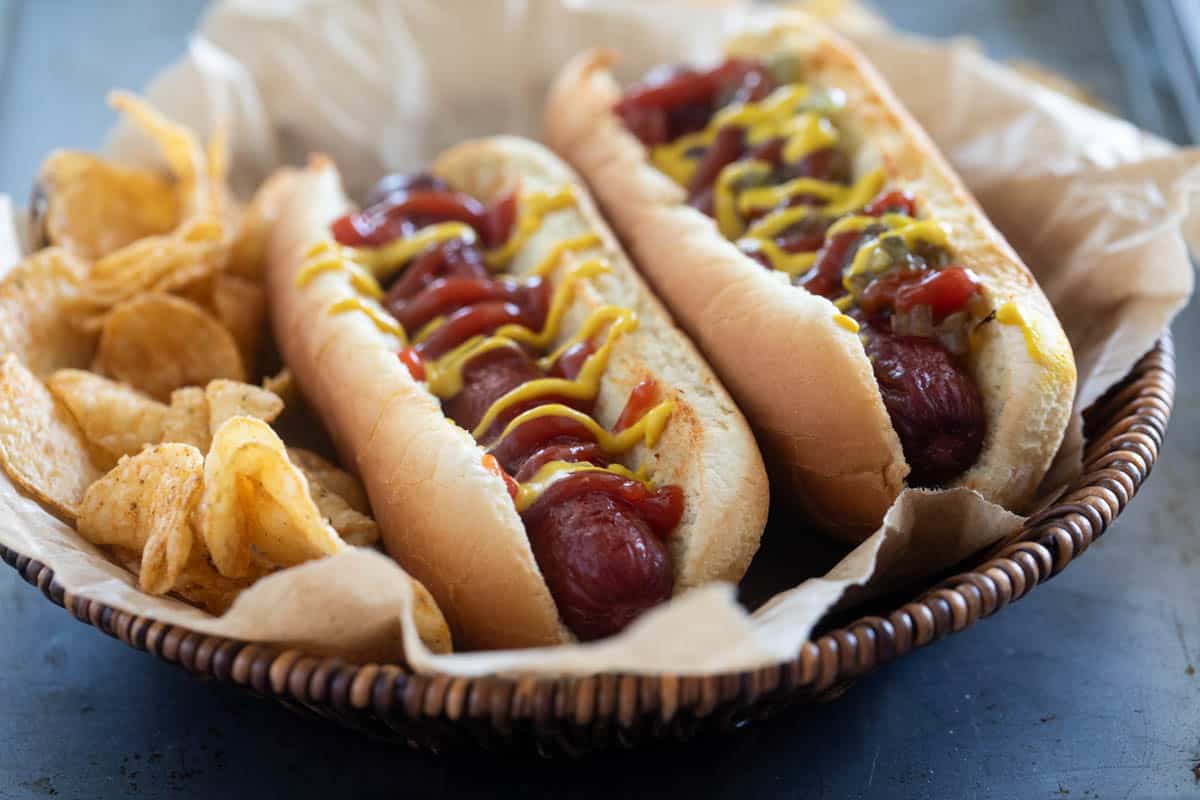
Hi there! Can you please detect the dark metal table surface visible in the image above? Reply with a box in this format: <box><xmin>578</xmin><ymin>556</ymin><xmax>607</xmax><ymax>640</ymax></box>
<box><xmin>0</xmin><ymin>2</ymin><xmax>1197</xmax><ymax>798</ymax></box>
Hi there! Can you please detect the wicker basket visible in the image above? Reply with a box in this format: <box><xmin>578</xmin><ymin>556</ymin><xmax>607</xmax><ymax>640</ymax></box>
<box><xmin>1</xmin><ymin>335</ymin><xmax>1174</xmax><ymax>755</ymax></box>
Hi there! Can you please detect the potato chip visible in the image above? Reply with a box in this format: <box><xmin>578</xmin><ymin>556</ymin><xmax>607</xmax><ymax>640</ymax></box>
<box><xmin>155</xmin><ymin>260</ymin><xmax>217</xmax><ymax>308</ymax></box>
<box><xmin>171</xmin><ymin>558</ymin><xmax>255</xmax><ymax>615</ymax></box>
<box><xmin>211</xmin><ymin>274</ymin><xmax>267</xmax><ymax>376</ymax></box>
<box><xmin>262</xmin><ymin>367</ymin><xmax>295</xmax><ymax>403</ymax></box>
<box><xmin>410</xmin><ymin>579</ymin><xmax>453</xmax><ymax>655</ymax></box>
<box><xmin>295</xmin><ymin>461</ymin><xmax>379</xmax><ymax>547</ymax></box>
<box><xmin>200</xmin><ymin>416</ymin><xmax>344</xmax><ymax>578</ymax></box>
<box><xmin>109</xmin><ymin>91</ymin><xmax>210</xmax><ymax>219</ymax></box>
<box><xmin>162</xmin><ymin>387</ymin><xmax>210</xmax><ymax>450</ymax></box>
<box><xmin>0</xmin><ymin>355</ymin><xmax>101</xmax><ymax>521</ymax></box>
<box><xmin>37</xmin><ymin>150</ymin><xmax>179</xmax><ymax>259</ymax></box>
<box><xmin>228</xmin><ymin>167</ymin><xmax>300</xmax><ymax>282</ymax></box>
<box><xmin>286</xmin><ymin>448</ymin><xmax>370</xmax><ymax>514</ymax></box>
<box><xmin>74</xmin><ymin>217</ymin><xmax>227</xmax><ymax>328</ymax></box>
<box><xmin>205</xmin><ymin>379</ymin><xmax>283</xmax><ymax>434</ymax></box>
<box><xmin>95</xmin><ymin>293</ymin><xmax>245</xmax><ymax>400</ymax></box>
<box><xmin>76</xmin><ymin>443</ymin><xmax>203</xmax><ymax>594</ymax></box>
<box><xmin>0</xmin><ymin>247</ymin><xmax>97</xmax><ymax>377</ymax></box>
<box><xmin>48</xmin><ymin>369</ymin><xmax>169</xmax><ymax>464</ymax></box>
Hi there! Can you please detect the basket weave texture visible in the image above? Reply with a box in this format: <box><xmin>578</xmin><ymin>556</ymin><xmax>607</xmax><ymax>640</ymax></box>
<box><xmin>0</xmin><ymin>335</ymin><xmax>1175</xmax><ymax>755</ymax></box>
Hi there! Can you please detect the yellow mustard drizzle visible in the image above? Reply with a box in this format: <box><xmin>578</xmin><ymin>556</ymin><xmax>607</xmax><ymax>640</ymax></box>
<box><xmin>346</xmin><ymin>221</ymin><xmax>476</xmax><ymax>276</ymax></box>
<box><xmin>482</xmin><ymin>188</ymin><xmax>577</xmax><ymax>269</ymax></box>
<box><xmin>492</xmin><ymin>400</ymin><xmax>675</xmax><ymax>454</ymax></box>
<box><xmin>833</xmin><ymin>313</ymin><xmax>860</xmax><ymax>333</ymax></box>
<box><xmin>493</xmin><ymin>261</ymin><xmax>609</xmax><ymax>349</ymax></box>
<box><xmin>715</xmin><ymin>160</ymin><xmax>771</xmax><ymax>239</ymax></box>
<box><xmin>994</xmin><ymin>300</ymin><xmax>1072</xmax><ymax>377</ymax></box>
<box><xmin>781</xmin><ymin>113</ymin><xmax>839</xmax><ymax>163</ymax></box>
<box><xmin>411</xmin><ymin>259</ymin><xmax>608</xmax><ymax>361</ymax></box>
<box><xmin>514</xmin><ymin>460</ymin><xmax>650</xmax><ymax>513</ymax></box>
<box><xmin>470</xmin><ymin>308</ymin><xmax>639</xmax><ymax>440</ymax></box>
<box><xmin>424</xmin><ymin>336</ymin><xmax>520</xmax><ymax>398</ymax></box>
<box><xmin>736</xmin><ymin>238</ymin><xmax>817</xmax><ymax>276</ymax></box>
<box><xmin>824</xmin><ymin>212</ymin><xmax>912</xmax><ymax>238</ymax></box>
<box><xmin>536</xmin><ymin>305</ymin><xmax>633</xmax><ymax>371</ymax></box>
<box><xmin>643</xmin><ymin>76</ymin><xmax>957</xmax><ymax>295</ymax></box>
<box><xmin>528</xmin><ymin>232</ymin><xmax>602</xmax><ymax>277</ymax></box>
<box><xmin>296</xmin><ymin>241</ymin><xmax>384</xmax><ymax>298</ymax></box>
<box><xmin>328</xmin><ymin>297</ymin><xmax>407</xmax><ymax>343</ymax></box>
<box><xmin>412</xmin><ymin>315</ymin><xmax>446</xmax><ymax>344</ymax></box>
<box><xmin>842</xmin><ymin>218</ymin><xmax>952</xmax><ymax>297</ymax></box>
<box><xmin>298</xmin><ymin>183</ymin><xmax>671</xmax><ymax>507</ymax></box>
<box><xmin>739</xmin><ymin>168</ymin><xmax>886</xmax><ymax>220</ymax></box>
<box><xmin>650</xmin><ymin>84</ymin><xmax>828</xmax><ymax>187</ymax></box>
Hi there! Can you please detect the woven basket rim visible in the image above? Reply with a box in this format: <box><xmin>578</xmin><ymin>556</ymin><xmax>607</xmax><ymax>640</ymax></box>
<box><xmin>0</xmin><ymin>333</ymin><xmax>1175</xmax><ymax>751</ymax></box>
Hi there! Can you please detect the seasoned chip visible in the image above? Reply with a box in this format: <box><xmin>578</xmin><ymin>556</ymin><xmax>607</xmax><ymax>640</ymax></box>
<box><xmin>211</xmin><ymin>274</ymin><xmax>267</xmax><ymax>376</ymax></box>
<box><xmin>295</xmin><ymin>461</ymin><xmax>379</xmax><ymax>547</ymax></box>
<box><xmin>156</xmin><ymin>260</ymin><xmax>217</xmax><ymax>308</ymax></box>
<box><xmin>262</xmin><ymin>368</ymin><xmax>295</xmax><ymax>403</ymax></box>
<box><xmin>95</xmin><ymin>293</ymin><xmax>245</xmax><ymax>400</ymax></box>
<box><xmin>200</xmin><ymin>416</ymin><xmax>344</xmax><ymax>578</ymax></box>
<box><xmin>48</xmin><ymin>369</ymin><xmax>168</xmax><ymax>464</ymax></box>
<box><xmin>76</xmin><ymin>443</ymin><xmax>203</xmax><ymax>594</ymax></box>
<box><xmin>37</xmin><ymin>150</ymin><xmax>179</xmax><ymax>259</ymax></box>
<box><xmin>109</xmin><ymin>91</ymin><xmax>210</xmax><ymax>219</ymax></box>
<box><xmin>171</xmin><ymin>558</ymin><xmax>256</xmax><ymax>615</ymax></box>
<box><xmin>74</xmin><ymin>217</ymin><xmax>226</xmax><ymax>328</ymax></box>
<box><xmin>0</xmin><ymin>355</ymin><xmax>101</xmax><ymax>521</ymax></box>
<box><xmin>205</xmin><ymin>379</ymin><xmax>283</xmax><ymax>434</ymax></box>
<box><xmin>286</xmin><ymin>448</ymin><xmax>370</xmax><ymax>514</ymax></box>
<box><xmin>228</xmin><ymin>167</ymin><xmax>300</xmax><ymax>282</ymax></box>
<box><xmin>162</xmin><ymin>387</ymin><xmax>209</xmax><ymax>450</ymax></box>
<box><xmin>0</xmin><ymin>247</ymin><xmax>96</xmax><ymax>377</ymax></box>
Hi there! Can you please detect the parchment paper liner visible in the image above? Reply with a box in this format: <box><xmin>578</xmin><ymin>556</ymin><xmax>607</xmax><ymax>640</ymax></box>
<box><xmin>0</xmin><ymin>0</ymin><xmax>1192</xmax><ymax>676</ymax></box>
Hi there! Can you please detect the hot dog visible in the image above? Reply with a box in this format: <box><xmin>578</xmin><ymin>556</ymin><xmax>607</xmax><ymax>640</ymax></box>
<box><xmin>544</xmin><ymin>17</ymin><xmax>1077</xmax><ymax>540</ymax></box>
<box><xmin>266</xmin><ymin>138</ymin><xmax>768</xmax><ymax>649</ymax></box>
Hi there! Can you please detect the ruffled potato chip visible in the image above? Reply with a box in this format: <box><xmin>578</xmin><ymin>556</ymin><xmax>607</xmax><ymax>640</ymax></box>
<box><xmin>48</xmin><ymin>369</ymin><xmax>169</xmax><ymax>465</ymax></box>
<box><xmin>410</xmin><ymin>580</ymin><xmax>453</xmax><ymax>655</ymax></box>
<box><xmin>171</xmin><ymin>558</ymin><xmax>255</xmax><ymax>615</ymax></box>
<box><xmin>162</xmin><ymin>387</ymin><xmax>209</xmax><ymax>450</ymax></box>
<box><xmin>0</xmin><ymin>355</ymin><xmax>101</xmax><ymax>521</ymax></box>
<box><xmin>211</xmin><ymin>274</ymin><xmax>267</xmax><ymax>376</ymax></box>
<box><xmin>262</xmin><ymin>368</ymin><xmax>295</xmax><ymax>404</ymax></box>
<box><xmin>156</xmin><ymin>260</ymin><xmax>218</xmax><ymax>309</ymax></box>
<box><xmin>200</xmin><ymin>416</ymin><xmax>344</xmax><ymax>578</ymax></box>
<box><xmin>76</xmin><ymin>443</ymin><xmax>203</xmax><ymax>594</ymax></box>
<box><xmin>205</xmin><ymin>379</ymin><xmax>283</xmax><ymax>434</ymax></box>
<box><xmin>286</xmin><ymin>448</ymin><xmax>370</xmax><ymax>514</ymax></box>
<box><xmin>0</xmin><ymin>247</ymin><xmax>96</xmax><ymax>378</ymax></box>
<box><xmin>109</xmin><ymin>91</ymin><xmax>210</xmax><ymax>220</ymax></box>
<box><xmin>294</xmin><ymin>460</ymin><xmax>379</xmax><ymax>547</ymax></box>
<box><xmin>95</xmin><ymin>293</ymin><xmax>245</xmax><ymax>400</ymax></box>
<box><xmin>74</xmin><ymin>217</ymin><xmax>227</xmax><ymax>328</ymax></box>
<box><xmin>37</xmin><ymin>151</ymin><xmax>180</xmax><ymax>260</ymax></box>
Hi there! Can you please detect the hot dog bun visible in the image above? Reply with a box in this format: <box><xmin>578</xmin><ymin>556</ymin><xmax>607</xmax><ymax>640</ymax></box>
<box><xmin>267</xmin><ymin>139</ymin><xmax>768</xmax><ymax>649</ymax></box>
<box><xmin>543</xmin><ymin>16</ymin><xmax>1076</xmax><ymax>540</ymax></box>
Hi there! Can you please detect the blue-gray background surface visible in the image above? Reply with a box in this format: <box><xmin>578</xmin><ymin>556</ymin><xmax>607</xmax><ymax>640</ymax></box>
<box><xmin>1</xmin><ymin>2</ymin><xmax>1197</xmax><ymax>798</ymax></box>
